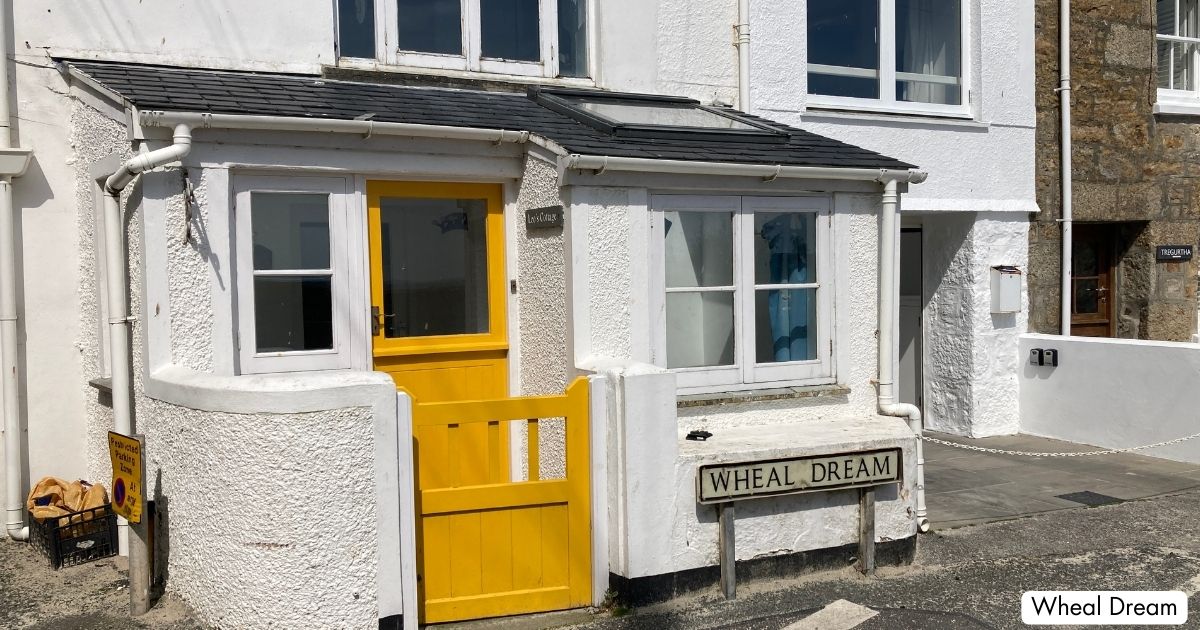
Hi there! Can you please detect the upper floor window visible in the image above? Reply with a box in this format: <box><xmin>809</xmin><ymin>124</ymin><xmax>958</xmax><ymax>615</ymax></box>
<box><xmin>337</xmin><ymin>0</ymin><xmax>589</xmax><ymax>79</ymax></box>
<box><xmin>807</xmin><ymin>0</ymin><xmax>965</xmax><ymax>115</ymax></box>
<box><xmin>1157</xmin><ymin>0</ymin><xmax>1199</xmax><ymax>96</ymax></box>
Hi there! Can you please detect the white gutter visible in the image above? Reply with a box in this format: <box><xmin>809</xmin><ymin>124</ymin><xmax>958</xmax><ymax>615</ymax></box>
<box><xmin>877</xmin><ymin>178</ymin><xmax>927</xmax><ymax>533</ymax></box>
<box><xmin>1059</xmin><ymin>0</ymin><xmax>1072</xmax><ymax>335</ymax></box>
<box><xmin>736</xmin><ymin>0</ymin><xmax>751</xmax><ymax>111</ymax></box>
<box><xmin>2</xmin><ymin>0</ymin><xmax>32</xmax><ymax>542</ymax></box>
<box><xmin>561</xmin><ymin>153</ymin><xmax>927</xmax><ymax>183</ymax></box>
<box><xmin>138</xmin><ymin>110</ymin><xmax>530</xmax><ymax>144</ymax></box>
<box><xmin>101</xmin><ymin>123</ymin><xmax>193</xmax><ymax>550</ymax></box>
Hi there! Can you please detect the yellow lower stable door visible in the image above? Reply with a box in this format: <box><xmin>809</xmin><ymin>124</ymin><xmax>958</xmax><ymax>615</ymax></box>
<box><xmin>367</xmin><ymin>181</ymin><xmax>591</xmax><ymax>623</ymax></box>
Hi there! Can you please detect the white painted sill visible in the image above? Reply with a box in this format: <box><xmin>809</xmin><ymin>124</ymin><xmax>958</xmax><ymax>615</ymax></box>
<box><xmin>330</xmin><ymin>58</ymin><xmax>596</xmax><ymax>87</ymax></box>
<box><xmin>801</xmin><ymin>108</ymin><xmax>989</xmax><ymax>129</ymax></box>
<box><xmin>1153</xmin><ymin>100</ymin><xmax>1200</xmax><ymax>116</ymax></box>
<box><xmin>677</xmin><ymin>383</ymin><xmax>851</xmax><ymax>409</ymax></box>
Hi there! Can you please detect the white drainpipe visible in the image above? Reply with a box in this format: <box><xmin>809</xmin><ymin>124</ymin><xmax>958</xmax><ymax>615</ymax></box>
<box><xmin>2</xmin><ymin>0</ymin><xmax>32</xmax><ymax>542</ymax></box>
<box><xmin>877</xmin><ymin>177</ymin><xmax>929</xmax><ymax>533</ymax></box>
<box><xmin>736</xmin><ymin>0</ymin><xmax>750</xmax><ymax>110</ymax></box>
<box><xmin>1059</xmin><ymin>0</ymin><xmax>1072</xmax><ymax>335</ymax></box>
<box><xmin>101</xmin><ymin>124</ymin><xmax>192</xmax><ymax>549</ymax></box>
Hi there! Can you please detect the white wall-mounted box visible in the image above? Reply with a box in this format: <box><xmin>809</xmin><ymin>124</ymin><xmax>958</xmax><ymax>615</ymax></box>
<box><xmin>991</xmin><ymin>266</ymin><xmax>1022</xmax><ymax>313</ymax></box>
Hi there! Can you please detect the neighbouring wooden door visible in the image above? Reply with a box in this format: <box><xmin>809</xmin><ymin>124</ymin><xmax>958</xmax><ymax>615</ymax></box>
<box><xmin>1070</xmin><ymin>224</ymin><xmax>1115</xmax><ymax>337</ymax></box>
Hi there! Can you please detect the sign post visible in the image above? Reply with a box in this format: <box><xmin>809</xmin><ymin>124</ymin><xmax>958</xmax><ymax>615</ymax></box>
<box><xmin>699</xmin><ymin>448</ymin><xmax>903</xmax><ymax>595</ymax></box>
<box><xmin>109</xmin><ymin>431</ymin><xmax>150</xmax><ymax>616</ymax></box>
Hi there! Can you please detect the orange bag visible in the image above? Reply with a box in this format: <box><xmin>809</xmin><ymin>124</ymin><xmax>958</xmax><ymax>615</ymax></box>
<box><xmin>26</xmin><ymin>477</ymin><xmax>108</xmax><ymax>522</ymax></box>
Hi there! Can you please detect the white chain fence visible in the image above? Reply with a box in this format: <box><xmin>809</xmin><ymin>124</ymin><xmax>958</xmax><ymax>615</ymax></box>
<box><xmin>918</xmin><ymin>431</ymin><xmax>1200</xmax><ymax>458</ymax></box>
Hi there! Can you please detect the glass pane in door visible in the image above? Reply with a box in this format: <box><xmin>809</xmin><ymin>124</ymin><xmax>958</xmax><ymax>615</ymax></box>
<box><xmin>378</xmin><ymin>197</ymin><xmax>489</xmax><ymax>337</ymax></box>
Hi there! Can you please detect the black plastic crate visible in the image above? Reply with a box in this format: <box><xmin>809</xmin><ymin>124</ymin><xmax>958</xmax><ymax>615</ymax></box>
<box><xmin>28</xmin><ymin>504</ymin><xmax>118</xmax><ymax>569</ymax></box>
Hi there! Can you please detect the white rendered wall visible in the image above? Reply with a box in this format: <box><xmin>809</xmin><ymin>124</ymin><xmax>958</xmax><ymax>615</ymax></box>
<box><xmin>16</xmin><ymin>2</ymin><xmax>333</xmax><ymax>73</ymax></box>
<box><xmin>921</xmin><ymin>213</ymin><xmax>1028</xmax><ymax>437</ymax></box>
<box><xmin>1020</xmin><ymin>334</ymin><xmax>1200</xmax><ymax>464</ymax></box>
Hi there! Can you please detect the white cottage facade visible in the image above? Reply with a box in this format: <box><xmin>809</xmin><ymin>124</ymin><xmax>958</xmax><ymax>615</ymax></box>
<box><xmin>0</xmin><ymin>1</ymin><xmax>1034</xmax><ymax>628</ymax></box>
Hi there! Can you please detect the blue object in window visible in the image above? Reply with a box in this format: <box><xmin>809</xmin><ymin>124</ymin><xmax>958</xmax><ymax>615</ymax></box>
<box><xmin>761</xmin><ymin>215</ymin><xmax>811</xmax><ymax>362</ymax></box>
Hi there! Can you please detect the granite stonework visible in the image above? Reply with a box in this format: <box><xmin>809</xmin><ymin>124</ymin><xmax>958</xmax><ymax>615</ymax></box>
<box><xmin>1033</xmin><ymin>0</ymin><xmax>1200</xmax><ymax>340</ymax></box>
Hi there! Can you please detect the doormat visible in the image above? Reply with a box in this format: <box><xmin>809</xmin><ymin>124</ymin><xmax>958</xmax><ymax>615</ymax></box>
<box><xmin>1055</xmin><ymin>491</ymin><xmax>1124</xmax><ymax>507</ymax></box>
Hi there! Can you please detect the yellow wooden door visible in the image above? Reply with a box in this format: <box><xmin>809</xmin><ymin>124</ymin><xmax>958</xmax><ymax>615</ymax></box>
<box><xmin>369</xmin><ymin>182</ymin><xmax>590</xmax><ymax>623</ymax></box>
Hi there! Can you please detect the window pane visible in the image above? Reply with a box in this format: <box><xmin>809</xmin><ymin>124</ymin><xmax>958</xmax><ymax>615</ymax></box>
<box><xmin>254</xmin><ymin>276</ymin><xmax>333</xmax><ymax>352</ymax></box>
<box><xmin>808</xmin><ymin>0</ymin><xmax>879</xmax><ymax>98</ymax></box>
<box><xmin>338</xmin><ymin>0</ymin><xmax>376</xmax><ymax>58</ymax></box>
<box><xmin>1073</xmin><ymin>279</ymin><xmax>1099</xmax><ymax>315</ymax></box>
<box><xmin>398</xmin><ymin>0</ymin><xmax>462</xmax><ymax>55</ymax></box>
<box><xmin>896</xmin><ymin>0</ymin><xmax>962</xmax><ymax>105</ymax></box>
<box><xmin>379</xmin><ymin>197</ymin><xmax>488</xmax><ymax>337</ymax></box>
<box><xmin>666</xmin><ymin>292</ymin><xmax>735</xmax><ymax>368</ymax></box>
<box><xmin>1158</xmin><ymin>0</ymin><xmax>1176</xmax><ymax>36</ymax></box>
<box><xmin>1158</xmin><ymin>39</ymin><xmax>1174</xmax><ymax>89</ymax></box>
<box><xmin>250</xmin><ymin>192</ymin><xmax>330</xmax><ymax>271</ymax></box>
<box><xmin>481</xmin><ymin>0</ymin><xmax>540</xmax><ymax>61</ymax></box>
<box><xmin>664</xmin><ymin>211</ymin><xmax>734</xmax><ymax>288</ymax></box>
<box><xmin>754</xmin><ymin>212</ymin><xmax>816</xmax><ymax>285</ymax></box>
<box><xmin>558</xmin><ymin>0</ymin><xmax>588</xmax><ymax>76</ymax></box>
<box><xmin>755</xmin><ymin>288</ymin><xmax>817</xmax><ymax>363</ymax></box>
<box><xmin>1168</xmin><ymin>40</ymin><xmax>1199</xmax><ymax>91</ymax></box>
<box><xmin>573</xmin><ymin>100</ymin><xmax>760</xmax><ymax>129</ymax></box>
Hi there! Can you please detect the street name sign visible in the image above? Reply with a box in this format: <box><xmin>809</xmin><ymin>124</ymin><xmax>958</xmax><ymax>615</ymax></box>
<box><xmin>697</xmin><ymin>448</ymin><xmax>902</xmax><ymax>504</ymax></box>
<box><xmin>107</xmin><ymin>431</ymin><xmax>145</xmax><ymax>524</ymax></box>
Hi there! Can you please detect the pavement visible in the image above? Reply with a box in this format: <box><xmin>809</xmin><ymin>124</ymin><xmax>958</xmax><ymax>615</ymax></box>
<box><xmin>569</xmin><ymin>487</ymin><xmax>1200</xmax><ymax>629</ymax></box>
<box><xmin>0</xmin><ymin>537</ymin><xmax>204</xmax><ymax>629</ymax></box>
<box><xmin>923</xmin><ymin>432</ymin><xmax>1200</xmax><ymax>528</ymax></box>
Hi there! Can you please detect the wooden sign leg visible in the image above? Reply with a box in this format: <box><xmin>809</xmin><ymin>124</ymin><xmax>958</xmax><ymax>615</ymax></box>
<box><xmin>719</xmin><ymin>502</ymin><xmax>736</xmax><ymax>599</ymax></box>
<box><xmin>858</xmin><ymin>487</ymin><xmax>876</xmax><ymax>576</ymax></box>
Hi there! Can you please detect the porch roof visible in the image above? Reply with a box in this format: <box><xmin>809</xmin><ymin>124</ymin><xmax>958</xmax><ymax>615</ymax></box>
<box><xmin>64</xmin><ymin>60</ymin><xmax>916</xmax><ymax>171</ymax></box>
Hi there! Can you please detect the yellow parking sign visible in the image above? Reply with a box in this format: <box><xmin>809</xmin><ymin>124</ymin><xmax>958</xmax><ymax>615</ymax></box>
<box><xmin>107</xmin><ymin>431</ymin><xmax>144</xmax><ymax>524</ymax></box>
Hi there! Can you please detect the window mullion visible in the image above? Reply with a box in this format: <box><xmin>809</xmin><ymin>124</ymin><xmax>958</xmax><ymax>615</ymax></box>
<box><xmin>465</xmin><ymin>0</ymin><xmax>481</xmax><ymax>70</ymax></box>
<box><xmin>541</xmin><ymin>0</ymin><xmax>559</xmax><ymax>77</ymax></box>
<box><xmin>379</xmin><ymin>0</ymin><xmax>396</xmax><ymax>64</ymax></box>
<box><xmin>736</xmin><ymin>206</ymin><xmax>754</xmax><ymax>383</ymax></box>
<box><xmin>879</xmin><ymin>0</ymin><xmax>897</xmax><ymax>106</ymax></box>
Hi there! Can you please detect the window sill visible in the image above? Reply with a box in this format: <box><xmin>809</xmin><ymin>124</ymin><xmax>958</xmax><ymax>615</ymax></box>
<box><xmin>677</xmin><ymin>383</ymin><xmax>850</xmax><ymax>409</ymax></box>
<box><xmin>800</xmin><ymin>107</ymin><xmax>989</xmax><ymax>129</ymax></box>
<box><xmin>88</xmin><ymin>377</ymin><xmax>112</xmax><ymax>394</ymax></box>
<box><xmin>805</xmin><ymin>98</ymin><xmax>974</xmax><ymax>121</ymax></box>
<box><xmin>324</xmin><ymin>61</ymin><xmax>595</xmax><ymax>92</ymax></box>
<box><xmin>1153</xmin><ymin>100</ymin><xmax>1200</xmax><ymax>117</ymax></box>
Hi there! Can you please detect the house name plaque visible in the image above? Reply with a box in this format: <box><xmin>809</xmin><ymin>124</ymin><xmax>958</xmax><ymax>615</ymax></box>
<box><xmin>525</xmin><ymin>205</ymin><xmax>564</xmax><ymax>230</ymax></box>
<box><xmin>1155</xmin><ymin>245</ymin><xmax>1193</xmax><ymax>262</ymax></box>
<box><xmin>697</xmin><ymin>448</ymin><xmax>902</xmax><ymax>504</ymax></box>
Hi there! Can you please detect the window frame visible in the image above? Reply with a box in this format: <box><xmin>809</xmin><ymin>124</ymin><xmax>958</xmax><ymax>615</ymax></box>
<box><xmin>650</xmin><ymin>195</ymin><xmax>834</xmax><ymax>393</ymax></box>
<box><xmin>233</xmin><ymin>175</ymin><xmax>354</xmax><ymax>374</ymax></box>
<box><xmin>1157</xmin><ymin>0</ymin><xmax>1200</xmax><ymax>107</ymax></box>
<box><xmin>806</xmin><ymin>0</ymin><xmax>972</xmax><ymax>118</ymax></box>
<box><xmin>338</xmin><ymin>0</ymin><xmax>587</xmax><ymax>80</ymax></box>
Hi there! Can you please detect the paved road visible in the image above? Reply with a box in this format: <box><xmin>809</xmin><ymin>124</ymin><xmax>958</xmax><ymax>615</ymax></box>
<box><xmin>574</xmin><ymin>489</ymin><xmax>1200</xmax><ymax>630</ymax></box>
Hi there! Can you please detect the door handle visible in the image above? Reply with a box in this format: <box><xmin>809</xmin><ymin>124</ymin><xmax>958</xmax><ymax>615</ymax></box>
<box><xmin>371</xmin><ymin>306</ymin><xmax>397</xmax><ymax>336</ymax></box>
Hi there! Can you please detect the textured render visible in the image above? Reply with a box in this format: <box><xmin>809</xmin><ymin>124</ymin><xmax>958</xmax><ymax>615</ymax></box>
<box><xmin>138</xmin><ymin>398</ymin><xmax>379</xmax><ymax>628</ymax></box>
<box><xmin>586</xmin><ymin>188</ymin><xmax>635</xmax><ymax>361</ymax></box>
<box><xmin>655</xmin><ymin>0</ymin><xmax>738</xmax><ymax>105</ymax></box>
<box><xmin>1031</xmin><ymin>0</ymin><xmax>1199</xmax><ymax>340</ymax></box>
<box><xmin>516</xmin><ymin>157</ymin><xmax>569</xmax><ymax>479</ymax></box>
<box><xmin>69</xmin><ymin>100</ymin><xmax>130</xmax><ymax>488</ymax></box>
<box><xmin>672</xmin><ymin>418</ymin><xmax>917</xmax><ymax>571</ymax></box>
<box><xmin>923</xmin><ymin>214</ymin><xmax>1028</xmax><ymax>437</ymax></box>
<box><xmin>164</xmin><ymin>168</ymin><xmax>214</xmax><ymax>372</ymax></box>
<box><xmin>16</xmin><ymin>0</ymin><xmax>333</xmax><ymax>74</ymax></box>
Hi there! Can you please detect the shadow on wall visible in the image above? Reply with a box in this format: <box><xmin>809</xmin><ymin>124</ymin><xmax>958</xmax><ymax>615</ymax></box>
<box><xmin>151</xmin><ymin>467</ymin><xmax>171</xmax><ymax>601</ymax></box>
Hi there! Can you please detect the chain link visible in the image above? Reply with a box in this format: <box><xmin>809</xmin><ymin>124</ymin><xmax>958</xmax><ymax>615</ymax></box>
<box><xmin>918</xmin><ymin>431</ymin><xmax>1200</xmax><ymax>457</ymax></box>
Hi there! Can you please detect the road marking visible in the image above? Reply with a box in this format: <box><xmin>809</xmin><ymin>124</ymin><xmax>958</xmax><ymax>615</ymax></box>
<box><xmin>782</xmin><ymin>599</ymin><xmax>879</xmax><ymax>630</ymax></box>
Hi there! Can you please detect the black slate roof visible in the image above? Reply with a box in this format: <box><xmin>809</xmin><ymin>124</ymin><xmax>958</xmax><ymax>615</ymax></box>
<box><xmin>65</xmin><ymin>60</ymin><xmax>915</xmax><ymax>171</ymax></box>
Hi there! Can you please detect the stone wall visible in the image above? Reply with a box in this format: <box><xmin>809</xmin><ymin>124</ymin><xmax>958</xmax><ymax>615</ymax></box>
<box><xmin>1032</xmin><ymin>0</ymin><xmax>1199</xmax><ymax>340</ymax></box>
